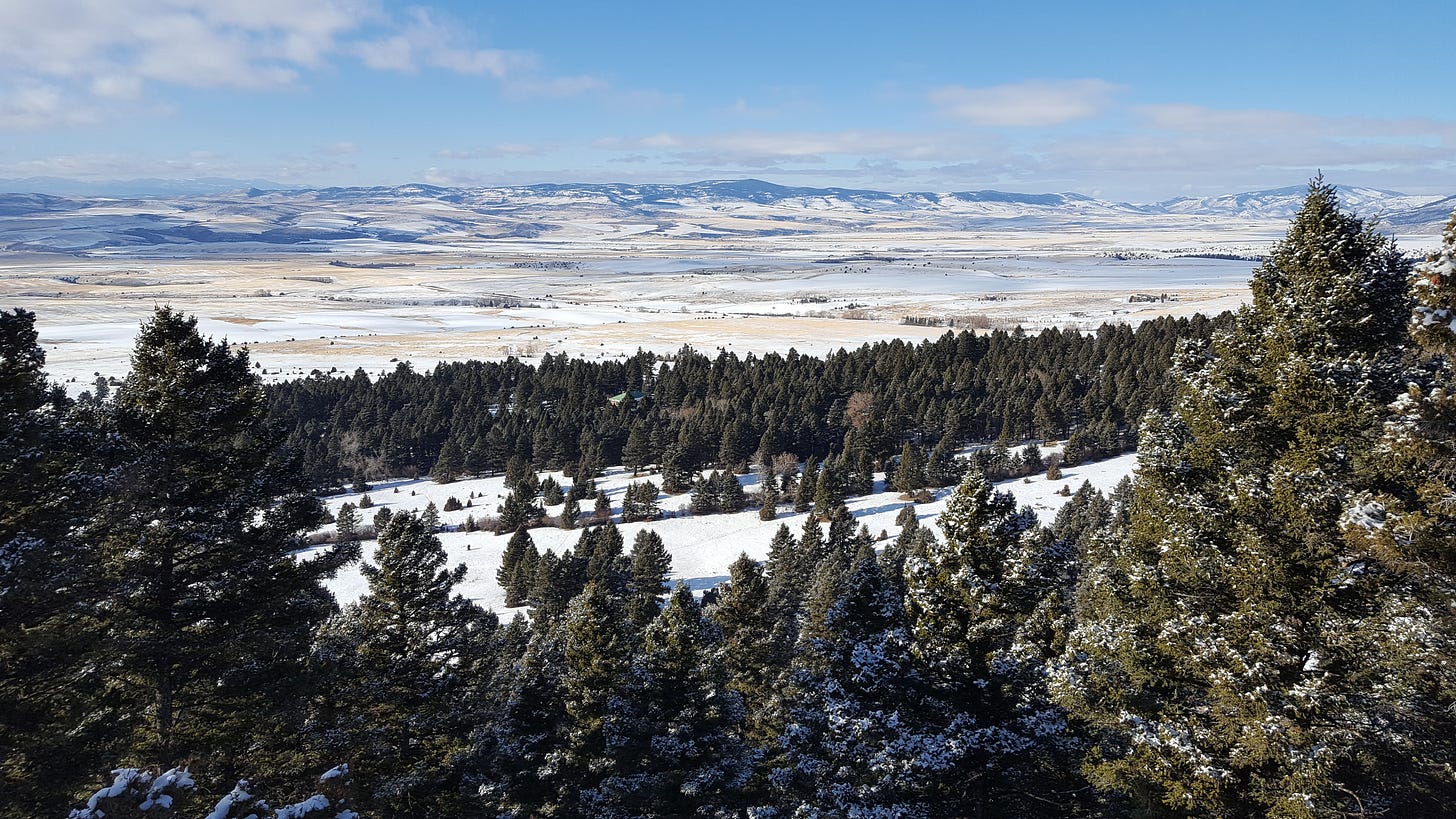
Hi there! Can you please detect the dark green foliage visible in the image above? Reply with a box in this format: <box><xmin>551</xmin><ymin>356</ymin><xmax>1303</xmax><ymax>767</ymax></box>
<box><xmin>0</xmin><ymin>309</ymin><xmax>107</xmax><ymax>815</ymax></box>
<box><xmin>313</xmin><ymin>511</ymin><xmax>496</xmax><ymax>817</ymax></box>
<box><xmin>758</xmin><ymin>483</ymin><xmax>779</xmax><ymax>521</ymax></box>
<box><xmin>86</xmin><ymin>307</ymin><xmax>344</xmax><ymax>773</ymax></box>
<box><xmin>599</xmin><ymin>586</ymin><xmax>750</xmax><ymax>816</ymax></box>
<box><xmin>710</xmin><ymin>554</ymin><xmax>785</xmax><ymax>747</ymax></box>
<box><xmin>442</xmin><ymin>495</ymin><xmax>463</xmax><ymax>513</ymax></box>
<box><xmin>891</xmin><ymin>441</ymin><xmax>927</xmax><ymax>494</ymax></box>
<box><xmin>1061</xmin><ymin>181</ymin><xmax>1450</xmax><ymax>816</ymax></box>
<box><xmin>558</xmin><ymin>492</ymin><xmax>580</xmax><ymax>529</ymax></box>
<box><xmin>497</xmin><ymin>527</ymin><xmax>536</xmax><ymax>608</ymax></box>
<box><xmin>621</xmin><ymin>479</ymin><xmax>661</xmax><ymax>523</ymax></box>
<box><xmin>496</xmin><ymin>490</ymin><xmax>543</xmax><ymax>533</ymax></box>
<box><xmin>715</xmin><ymin>469</ymin><xmax>747</xmax><ymax>513</ymax></box>
<box><xmin>541</xmin><ymin>476</ymin><xmax>564</xmax><ymax>505</ymax></box>
<box><xmin>774</xmin><ymin>555</ymin><xmax>933</xmax><ymax>817</ymax></box>
<box><xmin>903</xmin><ymin>472</ymin><xmax>1081</xmax><ymax>814</ymax></box>
<box><xmin>265</xmin><ymin>324</ymin><xmax>1203</xmax><ymax>492</ymax></box>
<box><xmin>627</xmin><ymin>529</ymin><xmax>672</xmax><ymax>626</ymax></box>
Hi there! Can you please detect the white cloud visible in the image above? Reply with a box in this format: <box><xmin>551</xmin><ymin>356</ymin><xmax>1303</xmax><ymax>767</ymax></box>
<box><xmin>0</xmin><ymin>1</ymin><xmax>617</xmax><ymax>128</ymax></box>
<box><xmin>433</xmin><ymin>144</ymin><xmax>544</xmax><ymax>159</ymax></box>
<box><xmin>930</xmin><ymin>79</ymin><xmax>1121</xmax><ymax>127</ymax></box>
<box><xmin>318</xmin><ymin>141</ymin><xmax>359</xmax><ymax>156</ymax></box>
<box><xmin>351</xmin><ymin>8</ymin><xmax>535</xmax><ymax>78</ymax></box>
<box><xmin>0</xmin><ymin>84</ymin><xmax>91</xmax><ymax>130</ymax></box>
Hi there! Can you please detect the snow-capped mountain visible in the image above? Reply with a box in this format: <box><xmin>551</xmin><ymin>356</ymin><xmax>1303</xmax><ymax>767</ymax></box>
<box><xmin>0</xmin><ymin>180</ymin><xmax>1448</xmax><ymax>255</ymax></box>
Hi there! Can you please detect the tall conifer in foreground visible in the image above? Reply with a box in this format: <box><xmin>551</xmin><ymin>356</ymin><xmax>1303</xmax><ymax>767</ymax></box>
<box><xmin>0</xmin><ymin>309</ymin><xmax>107</xmax><ymax>816</ymax></box>
<box><xmin>1058</xmin><ymin>181</ymin><xmax>1452</xmax><ymax>816</ymax></box>
<box><xmin>314</xmin><ymin>510</ymin><xmax>497</xmax><ymax>818</ymax></box>
<box><xmin>89</xmin><ymin>307</ymin><xmax>347</xmax><ymax>774</ymax></box>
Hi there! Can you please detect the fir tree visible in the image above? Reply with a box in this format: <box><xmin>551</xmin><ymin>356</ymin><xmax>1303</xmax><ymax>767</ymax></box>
<box><xmin>559</xmin><ymin>493</ymin><xmax>581</xmax><ymax>529</ymax></box>
<box><xmin>0</xmin><ymin>308</ymin><xmax>108</xmax><ymax>814</ymax></box>
<box><xmin>497</xmin><ymin>527</ymin><xmax>536</xmax><ymax>608</ymax></box>
<box><xmin>892</xmin><ymin>441</ymin><xmax>927</xmax><ymax>494</ymax></box>
<box><xmin>87</xmin><ymin>308</ymin><xmax>345</xmax><ymax>772</ymax></box>
<box><xmin>903</xmin><ymin>471</ymin><xmax>1078</xmax><ymax>814</ymax></box>
<box><xmin>593</xmin><ymin>586</ymin><xmax>750</xmax><ymax>816</ymax></box>
<box><xmin>556</xmin><ymin>581</ymin><xmax>634</xmax><ymax>812</ymax></box>
<box><xmin>709</xmin><ymin>554</ymin><xmax>785</xmax><ymax>748</ymax></box>
<box><xmin>313</xmin><ymin>511</ymin><xmax>497</xmax><ymax>818</ymax></box>
<box><xmin>774</xmin><ymin>555</ymin><xmax>934</xmax><ymax>817</ymax></box>
<box><xmin>627</xmin><ymin>529</ymin><xmax>673</xmax><ymax>627</ymax></box>
<box><xmin>1058</xmin><ymin>181</ymin><xmax>1443</xmax><ymax>816</ymax></box>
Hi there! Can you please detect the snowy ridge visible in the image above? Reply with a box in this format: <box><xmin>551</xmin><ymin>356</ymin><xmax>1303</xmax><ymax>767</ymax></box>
<box><xmin>1</xmin><ymin>181</ymin><xmax>1448</xmax><ymax>255</ymax></box>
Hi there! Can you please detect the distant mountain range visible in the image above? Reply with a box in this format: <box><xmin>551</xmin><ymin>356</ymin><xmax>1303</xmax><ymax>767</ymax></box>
<box><xmin>0</xmin><ymin>179</ymin><xmax>1449</xmax><ymax>256</ymax></box>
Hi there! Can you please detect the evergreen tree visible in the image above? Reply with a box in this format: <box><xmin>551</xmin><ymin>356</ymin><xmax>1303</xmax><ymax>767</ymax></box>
<box><xmin>433</xmin><ymin>437</ymin><xmax>464</xmax><ymax>482</ymax></box>
<box><xmin>1058</xmin><ymin>181</ymin><xmax>1444</xmax><ymax>816</ymax></box>
<box><xmin>714</xmin><ymin>470</ymin><xmax>747</xmax><ymax>513</ymax></box>
<box><xmin>559</xmin><ymin>493</ymin><xmax>580</xmax><ymax>529</ymax></box>
<box><xmin>709</xmin><ymin>554</ymin><xmax>784</xmax><ymax>747</ymax></box>
<box><xmin>0</xmin><ymin>309</ymin><xmax>108</xmax><ymax>815</ymax></box>
<box><xmin>497</xmin><ymin>527</ymin><xmax>536</xmax><ymax>608</ymax></box>
<box><xmin>892</xmin><ymin>441</ymin><xmax>927</xmax><ymax>494</ymax></box>
<box><xmin>774</xmin><ymin>555</ymin><xmax>934</xmax><ymax>817</ymax></box>
<box><xmin>313</xmin><ymin>511</ymin><xmax>497</xmax><ymax>817</ymax></box>
<box><xmin>793</xmin><ymin>455</ymin><xmax>817</xmax><ymax>512</ymax></box>
<box><xmin>86</xmin><ymin>308</ymin><xmax>346</xmax><ymax>773</ymax></box>
<box><xmin>623</xmin><ymin>421</ymin><xmax>654</xmax><ymax>476</ymax></box>
<box><xmin>758</xmin><ymin>483</ymin><xmax>779</xmax><ymax>521</ymax></box>
<box><xmin>903</xmin><ymin>471</ymin><xmax>1079</xmax><ymax>814</ymax></box>
<box><xmin>660</xmin><ymin>444</ymin><xmax>693</xmax><ymax>494</ymax></box>
<box><xmin>555</xmin><ymin>581</ymin><xmax>634</xmax><ymax>813</ymax></box>
<box><xmin>594</xmin><ymin>586</ymin><xmax>750</xmax><ymax>816</ymax></box>
<box><xmin>627</xmin><ymin>529</ymin><xmax>673</xmax><ymax>627</ymax></box>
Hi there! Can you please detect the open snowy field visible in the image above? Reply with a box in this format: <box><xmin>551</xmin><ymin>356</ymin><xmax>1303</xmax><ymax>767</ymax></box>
<box><xmin>311</xmin><ymin>449</ymin><xmax>1139</xmax><ymax>614</ymax></box>
<box><xmin>6</xmin><ymin>250</ymin><xmax>1252</xmax><ymax>390</ymax></box>
<box><xmin>6</xmin><ymin>181</ymin><xmax>1445</xmax><ymax>389</ymax></box>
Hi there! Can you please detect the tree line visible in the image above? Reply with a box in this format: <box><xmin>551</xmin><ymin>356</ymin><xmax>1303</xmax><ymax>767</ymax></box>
<box><xmin>264</xmin><ymin>311</ymin><xmax>1221</xmax><ymax>492</ymax></box>
<box><xmin>1</xmin><ymin>181</ymin><xmax>1453</xmax><ymax>817</ymax></box>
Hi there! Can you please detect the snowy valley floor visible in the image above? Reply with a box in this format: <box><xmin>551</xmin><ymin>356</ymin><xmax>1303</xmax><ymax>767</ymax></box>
<box><xmin>312</xmin><ymin>449</ymin><xmax>1140</xmax><ymax>613</ymax></box>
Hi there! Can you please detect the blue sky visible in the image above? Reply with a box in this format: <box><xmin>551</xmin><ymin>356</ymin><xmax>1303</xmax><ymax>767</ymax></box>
<box><xmin>2</xmin><ymin>0</ymin><xmax>1453</xmax><ymax>200</ymax></box>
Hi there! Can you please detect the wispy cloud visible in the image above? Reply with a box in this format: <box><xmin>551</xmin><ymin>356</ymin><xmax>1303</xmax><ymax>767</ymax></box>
<box><xmin>930</xmin><ymin>79</ymin><xmax>1121</xmax><ymax>127</ymax></box>
<box><xmin>350</xmin><ymin>7</ymin><xmax>533</xmax><ymax>78</ymax></box>
<box><xmin>433</xmin><ymin>144</ymin><xmax>545</xmax><ymax>160</ymax></box>
<box><xmin>0</xmin><ymin>1</ymin><xmax>621</xmax><ymax>129</ymax></box>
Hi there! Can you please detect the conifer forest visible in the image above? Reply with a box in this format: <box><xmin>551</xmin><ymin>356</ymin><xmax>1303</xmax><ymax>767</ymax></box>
<box><xmin>4</xmin><ymin>182</ymin><xmax>1455</xmax><ymax>817</ymax></box>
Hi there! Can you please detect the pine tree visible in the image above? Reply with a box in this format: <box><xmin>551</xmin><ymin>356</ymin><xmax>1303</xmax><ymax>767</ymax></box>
<box><xmin>891</xmin><ymin>441</ymin><xmax>927</xmax><ymax>494</ymax></box>
<box><xmin>559</xmin><ymin>492</ymin><xmax>580</xmax><ymax>529</ymax></box>
<box><xmin>661</xmin><ymin>444</ymin><xmax>693</xmax><ymax>494</ymax></box>
<box><xmin>715</xmin><ymin>469</ymin><xmax>747</xmax><ymax>513</ymax></box>
<box><xmin>0</xmin><ymin>309</ymin><xmax>109</xmax><ymax>815</ymax></box>
<box><xmin>556</xmin><ymin>581</ymin><xmax>634</xmax><ymax>812</ymax></box>
<box><xmin>1058</xmin><ymin>181</ymin><xmax>1444</xmax><ymax>816</ymax></box>
<box><xmin>624</xmin><ymin>421</ymin><xmax>654</xmax><ymax>476</ymax></box>
<box><xmin>902</xmin><ymin>471</ymin><xmax>1077</xmax><ymax>814</ymax></box>
<box><xmin>86</xmin><ymin>308</ymin><xmax>346</xmax><ymax>773</ymax></box>
<box><xmin>313</xmin><ymin>511</ymin><xmax>497</xmax><ymax>817</ymax></box>
<box><xmin>793</xmin><ymin>455</ymin><xmax>817</xmax><ymax>512</ymax></box>
<box><xmin>593</xmin><ymin>586</ymin><xmax>750</xmax><ymax>816</ymax></box>
<box><xmin>497</xmin><ymin>527</ymin><xmax>535</xmax><ymax>608</ymax></box>
<box><xmin>758</xmin><ymin>483</ymin><xmax>779</xmax><ymax>521</ymax></box>
<box><xmin>627</xmin><ymin>529</ymin><xmax>673</xmax><ymax>627</ymax></box>
<box><xmin>774</xmin><ymin>555</ymin><xmax>936</xmax><ymax>817</ymax></box>
<box><xmin>433</xmin><ymin>437</ymin><xmax>465</xmax><ymax>483</ymax></box>
<box><xmin>710</xmin><ymin>554</ymin><xmax>785</xmax><ymax>748</ymax></box>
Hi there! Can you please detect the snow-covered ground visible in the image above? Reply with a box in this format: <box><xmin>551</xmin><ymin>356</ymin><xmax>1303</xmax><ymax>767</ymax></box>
<box><xmin>313</xmin><ymin>449</ymin><xmax>1139</xmax><ymax>614</ymax></box>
